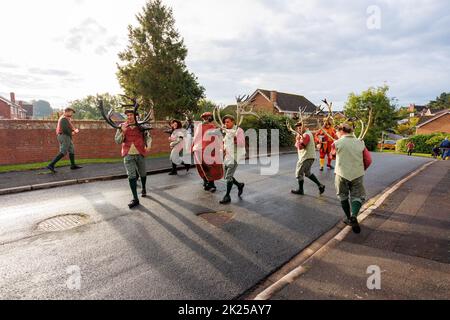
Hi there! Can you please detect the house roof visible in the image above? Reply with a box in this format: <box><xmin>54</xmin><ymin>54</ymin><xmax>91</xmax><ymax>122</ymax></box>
<box><xmin>414</xmin><ymin>105</ymin><xmax>428</xmax><ymax>112</ymax></box>
<box><xmin>416</xmin><ymin>109</ymin><xmax>450</xmax><ymax>128</ymax></box>
<box><xmin>251</xmin><ymin>89</ymin><xmax>317</xmax><ymax>113</ymax></box>
<box><xmin>0</xmin><ymin>95</ymin><xmax>27</xmax><ymax>112</ymax></box>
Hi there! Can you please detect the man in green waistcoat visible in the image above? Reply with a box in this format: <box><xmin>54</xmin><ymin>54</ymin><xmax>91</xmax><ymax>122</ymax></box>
<box><xmin>291</xmin><ymin>121</ymin><xmax>326</xmax><ymax>196</ymax></box>
<box><xmin>46</xmin><ymin>107</ymin><xmax>82</xmax><ymax>173</ymax></box>
<box><xmin>333</xmin><ymin>123</ymin><xmax>369</xmax><ymax>234</ymax></box>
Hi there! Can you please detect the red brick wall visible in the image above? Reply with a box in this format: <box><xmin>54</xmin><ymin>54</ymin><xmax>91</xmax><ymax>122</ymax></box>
<box><xmin>0</xmin><ymin>120</ymin><xmax>171</xmax><ymax>165</ymax></box>
<box><xmin>416</xmin><ymin>113</ymin><xmax>450</xmax><ymax>135</ymax></box>
<box><xmin>250</xmin><ymin>93</ymin><xmax>277</xmax><ymax>114</ymax></box>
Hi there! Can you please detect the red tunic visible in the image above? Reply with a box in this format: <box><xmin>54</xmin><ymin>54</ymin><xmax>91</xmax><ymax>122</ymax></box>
<box><xmin>193</xmin><ymin>122</ymin><xmax>224</xmax><ymax>182</ymax></box>
<box><xmin>121</xmin><ymin>124</ymin><xmax>146</xmax><ymax>157</ymax></box>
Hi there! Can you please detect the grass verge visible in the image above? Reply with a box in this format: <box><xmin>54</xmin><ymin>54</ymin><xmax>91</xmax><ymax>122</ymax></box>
<box><xmin>0</xmin><ymin>153</ymin><xmax>169</xmax><ymax>173</ymax></box>
<box><xmin>376</xmin><ymin>150</ymin><xmax>434</xmax><ymax>158</ymax></box>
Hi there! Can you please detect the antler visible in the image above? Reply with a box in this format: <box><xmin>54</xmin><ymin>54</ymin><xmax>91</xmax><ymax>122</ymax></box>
<box><xmin>183</xmin><ymin>110</ymin><xmax>194</xmax><ymax>122</ymax></box>
<box><xmin>286</xmin><ymin>119</ymin><xmax>298</xmax><ymax>135</ymax></box>
<box><xmin>98</xmin><ymin>99</ymin><xmax>122</xmax><ymax>129</ymax></box>
<box><xmin>119</xmin><ymin>95</ymin><xmax>153</xmax><ymax>131</ymax></box>
<box><xmin>358</xmin><ymin>103</ymin><xmax>373</xmax><ymax>140</ymax></box>
<box><xmin>213</xmin><ymin>104</ymin><xmax>225</xmax><ymax>129</ymax></box>
<box><xmin>316</xmin><ymin>98</ymin><xmax>336</xmax><ymax>142</ymax></box>
<box><xmin>235</xmin><ymin>95</ymin><xmax>259</xmax><ymax>126</ymax></box>
<box><xmin>322</xmin><ymin>99</ymin><xmax>334</xmax><ymax>123</ymax></box>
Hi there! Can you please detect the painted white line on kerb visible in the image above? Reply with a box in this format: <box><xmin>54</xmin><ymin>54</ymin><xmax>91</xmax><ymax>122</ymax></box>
<box><xmin>254</xmin><ymin>160</ymin><xmax>436</xmax><ymax>300</ymax></box>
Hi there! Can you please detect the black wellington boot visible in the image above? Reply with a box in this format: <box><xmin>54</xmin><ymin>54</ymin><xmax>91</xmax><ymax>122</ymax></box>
<box><xmin>69</xmin><ymin>153</ymin><xmax>82</xmax><ymax>170</ymax></box>
<box><xmin>128</xmin><ymin>178</ymin><xmax>140</xmax><ymax>209</ymax></box>
<box><xmin>220</xmin><ymin>181</ymin><xmax>233</xmax><ymax>204</ymax></box>
<box><xmin>291</xmin><ymin>179</ymin><xmax>304</xmax><ymax>195</ymax></box>
<box><xmin>168</xmin><ymin>162</ymin><xmax>178</xmax><ymax>175</ymax></box>
<box><xmin>47</xmin><ymin>153</ymin><xmax>65</xmax><ymax>173</ymax></box>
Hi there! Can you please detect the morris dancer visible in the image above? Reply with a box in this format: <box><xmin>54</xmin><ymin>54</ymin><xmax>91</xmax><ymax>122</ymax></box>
<box><xmin>288</xmin><ymin>120</ymin><xmax>325</xmax><ymax>196</ymax></box>
<box><xmin>315</xmin><ymin>118</ymin><xmax>337</xmax><ymax>171</ymax></box>
<box><xmin>115</xmin><ymin>109</ymin><xmax>151</xmax><ymax>209</ymax></box>
<box><xmin>168</xmin><ymin>119</ymin><xmax>190</xmax><ymax>175</ymax></box>
<box><xmin>333</xmin><ymin>123</ymin><xmax>373</xmax><ymax>233</ymax></box>
<box><xmin>215</xmin><ymin>115</ymin><xmax>246</xmax><ymax>204</ymax></box>
<box><xmin>46</xmin><ymin>107</ymin><xmax>82</xmax><ymax>173</ymax></box>
<box><xmin>193</xmin><ymin>112</ymin><xmax>224</xmax><ymax>192</ymax></box>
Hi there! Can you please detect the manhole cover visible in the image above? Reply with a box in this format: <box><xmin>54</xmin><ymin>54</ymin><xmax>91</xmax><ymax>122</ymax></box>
<box><xmin>36</xmin><ymin>214</ymin><xmax>90</xmax><ymax>232</ymax></box>
<box><xmin>197</xmin><ymin>211</ymin><xmax>235</xmax><ymax>227</ymax></box>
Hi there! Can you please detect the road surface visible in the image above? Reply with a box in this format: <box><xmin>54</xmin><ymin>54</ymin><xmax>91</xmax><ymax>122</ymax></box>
<box><xmin>0</xmin><ymin>153</ymin><xmax>431</xmax><ymax>299</ymax></box>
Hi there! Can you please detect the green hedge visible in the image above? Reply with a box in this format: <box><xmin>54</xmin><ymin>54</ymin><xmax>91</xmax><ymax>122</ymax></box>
<box><xmin>396</xmin><ymin>133</ymin><xmax>448</xmax><ymax>153</ymax></box>
<box><xmin>240</xmin><ymin>113</ymin><xmax>295</xmax><ymax>148</ymax></box>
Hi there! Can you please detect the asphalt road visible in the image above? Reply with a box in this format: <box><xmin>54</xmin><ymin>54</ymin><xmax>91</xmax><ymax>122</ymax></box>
<box><xmin>0</xmin><ymin>153</ymin><xmax>431</xmax><ymax>299</ymax></box>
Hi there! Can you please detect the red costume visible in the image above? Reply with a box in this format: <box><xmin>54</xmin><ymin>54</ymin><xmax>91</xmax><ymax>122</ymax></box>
<box><xmin>120</xmin><ymin>123</ymin><xmax>147</xmax><ymax>157</ymax></box>
<box><xmin>193</xmin><ymin>121</ymin><xmax>224</xmax><ymax>183</ymax></box>
<box><xmin>315</xmin><ymin>126</ymin><xmax>337</xmax><ymax>169</ymax></box>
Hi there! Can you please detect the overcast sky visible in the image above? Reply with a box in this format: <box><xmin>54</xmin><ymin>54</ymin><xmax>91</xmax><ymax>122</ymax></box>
<box><xmin>0</xmin><ymin>0</ymin><xmax>449</xmax><ymax>109</ymax></box>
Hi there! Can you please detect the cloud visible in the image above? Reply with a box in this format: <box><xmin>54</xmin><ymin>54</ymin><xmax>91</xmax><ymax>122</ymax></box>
<box><xmin>64</xmin><ymin>18</ymin><xmax>118</xmax><ymax>55</ymax></box>
<box><xmin>28</xmin><ymin>68</ymin><xmax>73</xmax><ymax>77</ymax></box>
<box><xmin>0</xmin><ymin>60</ymin><xmax>19</xmax><ymax>69</ymax></box>
<box><xmin>179</xmin><ymin>0</ymin><xmax>450</xmax><ymax>107</ymax></box>
<box><xmin>1</xmin><ymin>0</ymin><xmax>449</xmax><ymax>109</ymax></box>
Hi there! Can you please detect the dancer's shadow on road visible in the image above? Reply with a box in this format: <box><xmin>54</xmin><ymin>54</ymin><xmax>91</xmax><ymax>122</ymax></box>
<box><xmin>81</xmin><ymin>189</ymin><xmax>217</xmax><ymax>298</ymax></box>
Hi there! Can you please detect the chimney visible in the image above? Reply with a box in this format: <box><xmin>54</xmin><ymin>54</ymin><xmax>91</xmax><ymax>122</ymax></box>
<box><xmin>270</xmin><ymin>91</ymin><xmax>277</xmax><ymax>103</ymax></box>
<box><xmin>10</xmin><ymin>92</ymin><xmax>15</xmax><ymax>104</ymax></box>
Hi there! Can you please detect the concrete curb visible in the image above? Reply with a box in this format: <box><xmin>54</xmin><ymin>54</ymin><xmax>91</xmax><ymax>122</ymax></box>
<box><xmin>247</xmin><ymin>159</ymin><xmax>437</xmax><ymax>300</ymax></box>
<box><xmin>0</xmin><ymin>151</ymin><xmax>297</xmax><ymax>196</ymax></box>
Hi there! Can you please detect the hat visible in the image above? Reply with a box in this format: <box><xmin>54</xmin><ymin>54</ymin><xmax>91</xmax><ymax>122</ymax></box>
<box><xmin>64</xmin><ymin>107</ymin><xmax>76</xmax><ymax>113</ymax></box>
<box><xmin>124</xmin><ymin>109</ymin><xmax>135</xmax><ymax>115</ymax></box>
<box><xmin>201</xmin><ymin>112</ymin><xmax>213</xmax><ymax>119</ymax></box>
<box><xmin>170</xmin><ymin>119</ymin><xmax>182</xmax><ymax>129</ymax></box>
<box><xmin>222</xmin><ymin>114</ymin><xmax>235</xmax><ymax>122</ymax></box>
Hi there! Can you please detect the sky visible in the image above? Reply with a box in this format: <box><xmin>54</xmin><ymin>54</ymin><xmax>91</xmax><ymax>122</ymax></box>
<box><xmin>0</xmin><ymin>0</ymin><xmax>449</xmax><ymax>110</ymax></box>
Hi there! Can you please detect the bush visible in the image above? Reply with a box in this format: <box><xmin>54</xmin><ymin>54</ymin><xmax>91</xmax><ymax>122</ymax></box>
<box><xmin>396</xmin><ymin>133</ymin><xmax>447</xmax><ymax>153</ymax></box>
<box><xmin>240</xmin><ymin>113</ymin><xmax>295</xmax><ymax>148</ymax></box>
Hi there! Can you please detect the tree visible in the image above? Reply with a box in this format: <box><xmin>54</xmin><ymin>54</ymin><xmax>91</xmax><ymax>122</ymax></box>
<box><xmin>428</xmin><ymin>92</ymin><xmax>450</xmax><ymax>110</ymax></box>
<box><xmin>117</xmin><ymin>0</ymin><xmax>205</xmax><ymax>120</ymax></box>
<box><xmin>32</xmin><ymin>100</ymin><xmax>53</xmax><ymax>118</ymax></box>
<box><xmin>344</xmin><ymin>85</ymin><xmax>398</xmax><ymax>151</ymax></box>
<box><xmin>68</xmin><ymin>93</ymin><xmax>120</xmax><ymax>120</ymax></box>
<box><xmin>395</xmin><ymin>117</ymin><xmax>419</xmax><ymax>136</ymax></box>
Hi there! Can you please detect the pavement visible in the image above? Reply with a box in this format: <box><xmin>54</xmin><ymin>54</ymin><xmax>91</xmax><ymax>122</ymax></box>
<box><xmin>0</xmin><ymin>152</ymin><xmax>433</xmax><ymax>300</ymax></box>
<box><xmin>269</xmin><ymin>159</ymin><xmax>450</xmax><ymax>300</ymax></box>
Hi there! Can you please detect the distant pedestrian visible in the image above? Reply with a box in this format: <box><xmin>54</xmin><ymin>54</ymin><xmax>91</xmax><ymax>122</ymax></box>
<box><xmin>406</xmin><ymin>141</ymin><xmax>415</xmax><ymax>156</ymax></box>
<box><xmin>440</xmin><ymin>137</ymin><xmax>450</xmax><ymax>160</ymax></box>
<box><xmin>432</xmin><ymin>145</ymin><xmax>441</xmax><ymax>159</ymax></box>
<box><xmin>46</xmin><ymin>107</ymin><xmax>82</xmax><ymax>173</ymax></box>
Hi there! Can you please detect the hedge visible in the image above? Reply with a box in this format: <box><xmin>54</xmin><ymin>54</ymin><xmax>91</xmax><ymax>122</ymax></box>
<box><xmin>396</xmin><ymin>133</ymin><xmax>448</xmax><ymax>153</ymax></box>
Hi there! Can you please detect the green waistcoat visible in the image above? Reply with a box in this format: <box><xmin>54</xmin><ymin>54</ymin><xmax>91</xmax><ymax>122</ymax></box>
<box><xmin>298</xmin><ymin>130</ymin><xmax>316</xmax><ymax>163</ymax></box>
<box><xmin>334</xmin><ymin>134</ymin><xmax>366</xmax><ymax>181</ymax></box>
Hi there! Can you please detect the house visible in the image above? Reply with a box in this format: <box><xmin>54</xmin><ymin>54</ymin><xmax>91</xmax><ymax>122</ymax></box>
<box><xmin>0</xmin><ymin>92</ymin><xmax>28</xmax><ymax>119</ymax></box>
<box><xmin>407</xmin><ymin>104</ymin><xmax>437</xmax><ymax>117</ymax></box>
<box><xmin>18</xmin><ymin>100</ymin><xmax>33</xmax><ymax>119</ymax></box>
<box><xmin>416</xmin><ymin>109</ymin><xmax>450</xmax><ymax>135</ymax></box>
<box><xmin>248</xmin><ymin>89</ymin><xmax>317</xmax><ymax>118</ymax></box>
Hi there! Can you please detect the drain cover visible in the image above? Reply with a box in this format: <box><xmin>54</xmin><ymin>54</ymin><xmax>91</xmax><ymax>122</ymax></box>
<box><xmin>36</xmin><ymin>214</ymin><xmax>90</xmax><ymax>232</ymax></box>
<box><xmin>197</xmin><ymin>211</ymin><xmax>235</xmax><ymax>227</ymax></box>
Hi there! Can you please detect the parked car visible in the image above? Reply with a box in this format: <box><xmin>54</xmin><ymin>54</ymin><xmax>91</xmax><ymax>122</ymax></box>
<box><xmin>378</xmin><ymin>140</ymin><xmax>397</xmax><ymax>150</ymax></box>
